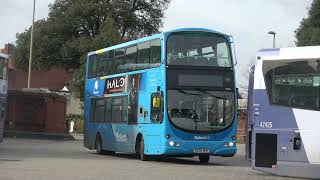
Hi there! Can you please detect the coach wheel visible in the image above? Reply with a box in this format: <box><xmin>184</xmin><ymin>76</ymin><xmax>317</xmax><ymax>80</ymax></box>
<box><xmin>199</xmin><ymin>155</ymin><xmax>210</xmax><ymax>163</ymax></box>
<box><xmin>140</xmin><ymin>137</ymin><xmax>148</xmax><ymax>161</ymax></box>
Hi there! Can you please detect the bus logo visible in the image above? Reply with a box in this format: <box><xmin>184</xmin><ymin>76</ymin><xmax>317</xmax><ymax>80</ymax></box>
<box><xmin>105</xmin><ymin>76</ymin><xmax>127</xmax><ymax>94</ymax></box>
<box><xmin>194</xmin><ymin>136</ymin><xmax>210</xmax><ymax>140</ymax></box>
<box><xmin>93</xmin><ymin>80</ymin><xmax>99</xmax><ymax>95</ymax></box>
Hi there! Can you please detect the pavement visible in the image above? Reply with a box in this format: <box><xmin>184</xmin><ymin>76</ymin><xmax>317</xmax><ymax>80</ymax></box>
<box><xmin>4</xmin><ymin>130</ymin><xmax>76</xmax><ymax>140</ymax></box>
<box><xmin>0</xmin><ymin>137</ymin><xmax>304</xmax><ymax>180</ymax></box>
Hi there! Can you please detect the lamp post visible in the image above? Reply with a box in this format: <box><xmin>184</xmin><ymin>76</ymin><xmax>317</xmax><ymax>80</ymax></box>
<box><xmin>27</xmin><ymin>0</ymin><xmax>36</xmax><ymax>89</ymax></box>
<box><xmin>268</xmin><ymin>31</ymin><xmax>276</xmax><ymax>48</ymax></box>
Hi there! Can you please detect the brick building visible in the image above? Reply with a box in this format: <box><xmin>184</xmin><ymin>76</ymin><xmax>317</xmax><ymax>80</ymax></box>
<box><xmin>1</xmin><ymin>43</ymin><xmax>74</xmax><ymax>133</ymax></box>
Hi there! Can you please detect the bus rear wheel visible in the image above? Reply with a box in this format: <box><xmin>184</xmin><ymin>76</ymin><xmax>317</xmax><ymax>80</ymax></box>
<box><xmin>139</xmin><ymin>138</ymin><xmax>148</xmax><ymax>161</ymax></box>
<box><xmin>95</xmin><ymin>136</ymin><xmax>103</xmax><ymax>155</ymax></box>
<box><xmin>199</xmin><ymin>155</ymin><xmax>210</xmax><ymax>163</ymax></box>
<box><xmin>95</xmin><ymin>135</ymin><xmax>114</xmax><ymax>155</ymax></box>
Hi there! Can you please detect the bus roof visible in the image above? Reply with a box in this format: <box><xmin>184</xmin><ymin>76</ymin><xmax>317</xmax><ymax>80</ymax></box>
<box><xmin>0</xmin><ymin>53</ymin><xmax>8</xmax><ymax>59</ymax></box>
<box><xmin>257</xmin><ymin>46</ymin><xmax>320</xmax><ymax>61</ymax></box>
<box><xmin>88</xmin><ymin>28</ymin><xmax>231</xmax><ymax>56</ymax></box>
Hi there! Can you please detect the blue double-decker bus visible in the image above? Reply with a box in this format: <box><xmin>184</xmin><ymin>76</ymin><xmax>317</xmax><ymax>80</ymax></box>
<box><xmin>84</xmin><ymin>28</ymin><xmax>238</xmax><ymax>162</ymax></box>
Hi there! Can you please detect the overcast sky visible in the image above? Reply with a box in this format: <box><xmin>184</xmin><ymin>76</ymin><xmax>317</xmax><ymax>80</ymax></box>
<box><xmin>0</xmin><ymin>0</ymin><xmax>313</xmax><ymax>87</ymax></box>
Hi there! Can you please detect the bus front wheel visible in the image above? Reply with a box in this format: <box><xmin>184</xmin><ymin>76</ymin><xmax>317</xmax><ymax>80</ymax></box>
<box><xmin>139</xmin><ymin>138</ymin><xmax>148</xmax><ymax>161</ymax></box>
<box><xmin>199</xmin><ymin>155</ymin><xmax>210</xmax><ymax>163</ymax></box>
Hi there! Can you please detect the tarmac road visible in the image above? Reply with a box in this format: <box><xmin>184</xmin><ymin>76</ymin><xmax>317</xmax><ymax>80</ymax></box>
<box><xmin>0</xmin><ymin>137</ymin><xmax>304</xmax><ymax>180</ymax></box>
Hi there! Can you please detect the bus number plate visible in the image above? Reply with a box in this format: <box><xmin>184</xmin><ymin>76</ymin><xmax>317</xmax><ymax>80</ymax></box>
<box><xmin>193</xmin><ymin>148</ymin><xmax>210</xmax><ymax>153</ymax></box>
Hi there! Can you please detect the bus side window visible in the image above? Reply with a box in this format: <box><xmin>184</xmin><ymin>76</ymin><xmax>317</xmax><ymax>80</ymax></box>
<box><xmin>137</xmin><ymin>41</ymin><xmax>150</xmax><ymax>70</ymax></box>
<box><xmin>150</xmin><ymin>91</ymin><xmax>163</xmax><ymax>123</ymax></box>
<box><xmin>97</xmin><ymin>54</ymin><xmax>104</xmax><ymax>77</ymax></box>
<box><xmin>122</xmin><ymin>96</ymin><xmax>128</xmax><ymax>123</ymax></box>
<box><xmin>115</xmin><ymin>48</ymin><xmax>125</xmax><ymax>73</ymax></box>
<box><xmin>111</xmin><ymin>97</ymin><xmax>122</xmax><ymax>123</ymax></box>
<box><xmin>88</xmin><ymin>55</ymin><xmax>97</xmax><ymax>78</ymax></box>
<box><xmin>94</xmin><ymin>98</ymin><xmax>105</xmax><ymax>122</ymax></box>
<box><xmin>100</xmin><ymin>52</ymin><xmax>108</xmax><ymax>76</ymax></box>
<box><xmin>91</xmin><ymin>99</ymin><xmax>96</xmax><ymax>122</ymax></box>
<box><xmin>105</xmin><ymin>98</ymin><xmax>112</xmax><ymax>123</ymax></box>
<box><xmin>125</xmin><ymin>46</ymin><xmax>137</xmax><ymax>72</ymax></box>
<box><xmin>150</xmin><ymin>39</ymin><xmax>161</xmax><ymax>68</ymax></box>
<box><xmin>107</xmin><ymin>50</ymin><xmax>115</xmax><ymax>75</ymax></box>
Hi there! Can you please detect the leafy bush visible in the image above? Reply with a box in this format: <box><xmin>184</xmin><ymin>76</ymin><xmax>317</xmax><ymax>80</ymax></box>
<box><xmin>66</xmin><ymin>114</ymin><xmax>84</xmax><ymax>134</ymax></box>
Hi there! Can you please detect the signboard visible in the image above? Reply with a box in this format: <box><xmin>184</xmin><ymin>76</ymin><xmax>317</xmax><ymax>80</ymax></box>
<box><xmin>105</xmin><ymin>76</ymin><xmax>127</xmax><ymax>94</ymax></box>
<box><xmin>274</xmin><ymin>75</ymin><xmax>320</xmax><ymax>87</ymax></box>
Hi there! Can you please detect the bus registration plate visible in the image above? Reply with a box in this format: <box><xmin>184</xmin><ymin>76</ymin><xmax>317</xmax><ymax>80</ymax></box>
<box><xmin>193</xmin><ymin>148</ymin><xmax>210</xmax><ymax>153</ymax></box>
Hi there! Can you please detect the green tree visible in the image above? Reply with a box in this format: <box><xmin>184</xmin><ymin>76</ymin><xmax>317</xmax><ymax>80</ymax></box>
<box><xmin>13</xmin><ymin>0</ymin><xmax>170</xmax><ymax>98</ymax></box>
<box><xmin>296</xmin><ymin>0</ymin><xmax>320</xmax><ymax>46</ymax></box>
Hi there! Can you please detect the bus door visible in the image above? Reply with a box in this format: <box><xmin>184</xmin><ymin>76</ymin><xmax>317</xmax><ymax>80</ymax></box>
<box><xmin>137</xmin><ymin>91</ymin><xmax>163</xmax><ymax>153</ymax></box>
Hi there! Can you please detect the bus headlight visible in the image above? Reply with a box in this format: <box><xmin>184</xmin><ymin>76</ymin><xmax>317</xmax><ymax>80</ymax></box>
<box><xmin>224</xmin><ymin>142</ymin><xmax>234</xmax><ymax>147</ymax></box>
<box><xmin>229</xmin><ymin>142</ymin><xmax>234</xmax><ymax>147</ymax></box>
<box><xmin>169</xmin><ymin>141</ymin><xmax>175</xmax><ymax>147</ymax></box>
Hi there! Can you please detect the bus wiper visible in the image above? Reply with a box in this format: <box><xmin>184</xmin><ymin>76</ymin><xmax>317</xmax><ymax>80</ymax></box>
<box><xmin>194</xmin><ymin>88</ymin><xmax>229</xmax><ymax>100</ymax></box>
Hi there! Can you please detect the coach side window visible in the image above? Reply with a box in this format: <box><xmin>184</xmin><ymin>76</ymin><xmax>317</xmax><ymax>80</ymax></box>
<box><xmin>263</xmin><ymin>60</ymin><xmax>320</xmax><ymax>110</ymax></box>
<box><xmin>150</xmin><ymin>39</ymin><xmax>161</xmax><ymax>68</ymax></box>
<box><xmin>137</xmin><ymin>41</ymin><xmax>151</xmax><ymax>70</ymax></box>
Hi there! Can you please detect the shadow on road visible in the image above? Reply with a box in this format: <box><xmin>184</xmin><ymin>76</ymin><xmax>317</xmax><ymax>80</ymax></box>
<box><xmin>92</xmin><ymin>152</ymin><xmax>250</xmax><ymax>167</ymax></box>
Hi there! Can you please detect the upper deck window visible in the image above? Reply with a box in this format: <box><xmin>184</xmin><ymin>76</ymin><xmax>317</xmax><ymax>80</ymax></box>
<box><xmin>263</xmin><ymin>59</ymin><xmax>320</xmax><ymax>111</ymax></box>
<box><xmin>87</xmin><ymin>39</ymin><xmax>161</xmax><ymax>79</ymax></box>
<box><xmin>167</xmin><ymin>31</ymin><xmax>232</xmax><ymax>67</ymax></box>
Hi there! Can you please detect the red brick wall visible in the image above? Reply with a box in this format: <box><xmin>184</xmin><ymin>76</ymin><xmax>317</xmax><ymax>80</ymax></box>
<box><xmin>8</xmin><ymin>68</ymin><xmax>70</xmax><ymax>91</ymax></box>
<box><xmin>1</xmin><ymin>43</ymin><xmax>14</xmax><ymax>70</ymax></box>
<box><xmin>45</xmin><ymin>98</ymin><xmax>66</xmax><ymax>133</ymax></box>
<box><xmin>237</xmin><ymin>111</ymin><xmax>247</xmax><ymax>143</ymax></box>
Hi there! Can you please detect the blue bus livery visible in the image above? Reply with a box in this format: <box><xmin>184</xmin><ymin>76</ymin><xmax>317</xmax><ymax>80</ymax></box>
<box><xmin>247</xmin><ymin>46</ymin><xmax>320</xmax><ymax>179</ymax></box>
<box><xmin>84</xmin><ymin>28</ymin><xmax>238</xmax><ymax>162</ymax></box>
<box><xmin>0</xmin><ymin>53</ymin><xmax>8</xmax><ymax>143</ymax></box>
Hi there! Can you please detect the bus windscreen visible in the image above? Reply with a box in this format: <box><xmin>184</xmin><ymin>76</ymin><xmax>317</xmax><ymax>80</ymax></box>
<box><xmin>167</xmin><ymin>31</ymin><xmax>232</xmax><ymax>67</ymax></box>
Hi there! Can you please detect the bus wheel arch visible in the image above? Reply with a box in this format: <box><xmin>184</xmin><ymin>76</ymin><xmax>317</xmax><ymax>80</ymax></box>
<box><xmin>135</xmin><ymin>133</ymin><xmax>143</xmax><ymax>155</ymax></box>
